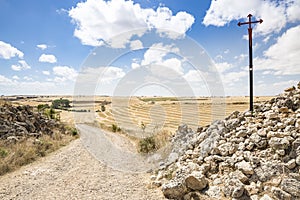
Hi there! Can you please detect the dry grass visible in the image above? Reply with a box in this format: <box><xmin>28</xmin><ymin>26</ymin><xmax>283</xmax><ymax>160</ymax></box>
<box><xmin>0</xmin><ymin>130</ymin><xmax>78</xmax><ymax>176</ymax></box>
<box><xmin>138</xmin><ymin>129</ymin><xmax>171</xmax><ymax>153</ymax></box>
<box><xmin>95</xmin><ymin>96</ymin><xmax>273</xmax><ymax>133</ymax></box>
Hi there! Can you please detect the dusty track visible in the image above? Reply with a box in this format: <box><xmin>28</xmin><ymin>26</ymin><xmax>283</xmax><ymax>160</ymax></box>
<box><xmin>0</xmin><ymin>135</ymin><xmax>165</xmax><ymax>199</ymax></box>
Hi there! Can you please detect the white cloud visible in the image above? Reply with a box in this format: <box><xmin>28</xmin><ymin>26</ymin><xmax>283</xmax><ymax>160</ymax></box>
<box><xmin>130</xmin><ymin>40</ymin><xmax>143</xmax><ymax>50</ymax></box>
<box><xmin>11</xmin><ymin>60</ymin><xmax>31</xmax><ymax>71</ymax></box>
<box><xmin>255</xmin><ymin>25</ymin><xmax>300</xmax><ymax>75</ymax></box>
<box><xmin>134</xmin><ymin>43</ymin><xmax>184</xmax><ymax>76</ymax></box>
<box><xmin>77</xmin><ymin>66</ymin><xmax>125</xmax><ymax>84</ymax></box>
<box><xmin>286</xmin><ymin>0</ymin><xmax>300</xmax><ymax>23</ymax></box>
<box><xmin>159</xmin><ymin>57</ymin><xmax>184</xmax><ymax>75</ymax></box>
<box><xmin>146</xmin><ymin>7</ymin><xmax>195</xmax><ymax>39</ymax></box>
<box><xmin>203</xmin><ymin>0</ymin><xmax>300</xmax><ymax>36</ymax></box>
<box><xmin>0</xmin><ymin>75</ymin><xmax>15</xmax><ymax>85</ymax></box>
<box><xmin>0</xmin><ymin>41</ymin><xmax>24</xmax><ymax>59</ymax></box>
<box><xmin>69</xmin><ymin>0</ymin><xmax>194</xmax><ymax>48</ymax></box>
<box><xmin>131</xmin><ymin>62</ymin><xmax>140</xmax><ymax>69</ymax></box>
<box><xmin>23</xmin><ymin>76</ymin><xmax>33</xmax><ymax>81</ymax></box>
<box><xmin>37</xmin><ymin>44</ymin><xmax>48</xmax><ymax>50</ymax></box>
<box><xmin>12</xmin><ymin>75</ymin><xmax>19</xmax><ymax>80</ymax></box>
<box><xmin>221</xmin><ymin>71</ymin><xmax>248</xmax><ymax>86</ymax></box>
<box><xmin>53</xmin><ymin>66</ymin><xmax>78</xmax><ymax>82</ymax></box>
<box><xmin>141</xmin><ymin>43</ymin><xmax>179</xmax><ymax>66</ymax></box>
<box><xmin>214</xmin><ymin>61</ymin><xmax>234</xmax><ymax>73</ymax></box>
<box><xmin>183</xmin><ymin>69</ymin><xmax>203</xmax><ymax>82</ymax></box>
<box><xmin>234</xmin><ymin>54</ymin><xmax>247</xmax><ymax>62</ymax></box>
<box><xmin>42</xmin><ymin>70</ymin><xmax>50</xmax><ymax>75</ymax></box>
<box><xmin>39</xmin><ymin>54</ymin><xmax>57</xmax><ymax>63</ymax></box>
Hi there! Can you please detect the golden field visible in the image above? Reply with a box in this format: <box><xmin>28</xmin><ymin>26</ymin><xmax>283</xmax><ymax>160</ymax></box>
<box><xmin>4</xmin><ymin>95</ymin><xmax>273</xmax><ymax>134</ymax></box>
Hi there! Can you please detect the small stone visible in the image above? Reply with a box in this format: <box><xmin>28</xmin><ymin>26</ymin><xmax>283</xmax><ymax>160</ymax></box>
<box><xmin>152</xmin><ymin>180</ymin><xmax>162</xmax><ymax>187</ymax></box>
<box><xmin>279</xmin><ymin>107</ymin><xmax>289</xmax><ymax>113</ymax></box>
<box><xmin>223</xmin><ymin>178</ymin><xmax>244</xmax><ymax>198</ymax></box>
<box><xmin>231</xmin><ymin>170</ymin><xmax>249</xmax><ymax>184</ymax></box>
<box><xmin>6</xmin><ymin>136</ymin><xmax>18</xmax><ymax>144</ymax></box>
<box><xmin>186</xmin><ymin>150</ymin><xmax>193</xmax><ymax>155</ymax></box>
<box><xmin>271</xmin><ymin>186</ymin><xmax>291</xmax><ymax>200</ymax></box>
<box><xmin>213</xmin><ymin>178</ymin><xmax>222</xmax><ymax>185</ymax></box>
<box><xmin>251</xmin><ymin>195</ymin><xmax>259</xmax><ymax>200</ymax></box>
<box><xmin>296</xmin><ymin>155</ymin><xmax>300</xmax><ymax>165</ymax></box>
<box><xmin>236</xmin><ymin>130</ymin><xmax>247</xmax><ymax>137</ymax></box>
<box><xmin>260</xmin><ymin>194</ymin><xmax>273</xmax><ymax>200</ymax></box>
<box><xmin>150</xmin><ymin>175</ymin><xmax>156</xmax><ymax>181</ymax></box>
<box><xmin>205</xmin><ymin>186</ymin><xmax>222</xmax><ymax>199</ymax></box>
<box><xmin>167</xmin><ymin>152</ymin><xmax>179</xmax><ymax>164</ymax></box>
<box><xmin>276</xmin><ymin>149</ymin><xmax>286</xmax><ymax>156</ymax></box>
<box><xmin>269</xmin><ymin>137</ymin><xmax>290</xmax><ymax>150</ymax></box>
<box><xmin>257</xmin><ymin>129</ymin><xmax>267</xmax><ymax>137</ymax></box>
<box><xmin>185</xmin><ymin>171</ymin><xmax>208</xmax><ymax>191</ymax></box>
<box><xmin>245</xmin><ymin>182</ymin><xmax>259</xmax><ymax>195</ymax></box>
<box><xmin>183</xmin><ymin>192</ymin><xmax>206</xmax><ymax>200</ymax></box>
<box><xmin>285</xmin><ymin>159</ymin><xmax>296</xmax><ymax>169</ymax></box>
<box><xmin>236</xmin><ymin>160</ymin><xmax>254</xmax><ymax>175</ymax></box>
<box><xmin>284</xmin><ymin>86</ymin><xmax>296</xmax><ymax>92</ymax></box>
<box><xmin>266</xmin><ymin>112</ymin><xmax>278</xmax><ymax>119</ymax></box>
<box><xmin>281</xmin><ymin>178</ymin><xmax>300</xmax><ymax>197</ymax></box>
<box><xmin>162</xmin><ymin>180</ymin><xmax>187</xmax><ymax>199</ymax></box>
<box><xmin>232</xmin><ymin>186</ymin><xmax>244</xmax><ymax>198</ymax></box>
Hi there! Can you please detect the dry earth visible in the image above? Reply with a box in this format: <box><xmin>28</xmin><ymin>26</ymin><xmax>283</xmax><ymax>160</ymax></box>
<box><xmin>0</xmin><ymin>138</ymin><xmax>165</xmax><ymax>200</ymax></box>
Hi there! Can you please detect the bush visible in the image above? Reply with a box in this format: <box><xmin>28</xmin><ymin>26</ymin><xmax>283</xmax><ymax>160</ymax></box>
<box><xmin>37</xmin><ymin>104</ymin><xmax>49</xmax><ymax>112</ymax></box>
<box><xmin>0</xmin><ymin>148</ymin><xmax>8</xmax><ymax>158</ymax></box>
<box><xmin>112</xmin><ymin>124</ymin><xmax>121</xmax><ymax>132</ymax></box>
<box><xmin>52</xmin><ymin>98</ymin><xmax>71</xmax><ymax>109</ymax></box>
<box><xmin>138</xmin><ymin>136</ymin><xmax>156</xmax><ymax>153</ymax></box>
<box><xmin>101</xmin><ymin>105</ymin><xmax>106</xmax><ymax>112</ymax></box>
<box><xmin>71</xmin><ymin>129</ymin><xmax>78</xmax><ymax>136</ymax></box>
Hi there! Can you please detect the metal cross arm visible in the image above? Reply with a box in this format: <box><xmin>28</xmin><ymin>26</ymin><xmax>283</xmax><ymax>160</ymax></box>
<box><xmin>238</xmin><ymin>15</ymin><xmax>263</xmax><ymax>27</ymax></box>
<box><xmin>237</xmin><ymin>14</ymin><xmax>263</xmax><ymax>113</ymax></box>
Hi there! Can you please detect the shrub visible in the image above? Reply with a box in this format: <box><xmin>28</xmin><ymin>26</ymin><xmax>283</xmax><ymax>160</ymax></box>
<box><xmin>52</xmin><ymin>98</ymin><xmax>71</xmax><ymax>109</ymax></box>
<box><xmin>138</xmin><ymin>136</ymin><xmax>156</xmax><ymax>153</ymax></box>
<box><xmin>101</xmin><ymin>105</ymin><xmax>106</xmax><ymax>112</ymax></box>
<box><xmin>71</xmin><ymin>129</ymin><xmax>78</xmax><ymax>136</ymax></box>
<box><xmin>37</xmin><ymin>104</ymin><xmax>49</xmax><ymax>112</ymax></box>
<box><xmin>112</xmin><ymin>124</ymin><xmax>121</xmax><ymax>132</ymax></box>
<box><xmin>0</xmin><ymin>148</ymin><xmax>8</xmax><ymax>158</ymax></box>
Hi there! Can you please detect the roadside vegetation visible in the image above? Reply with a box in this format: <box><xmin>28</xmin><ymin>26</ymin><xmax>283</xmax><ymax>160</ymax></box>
<box><xmin>0</xmin><ymin>128</ymin><xmax>78</xmax><ymax>176</ymax></box>
<box><xmin>0</xmin><ymin>100</ymin><xmax>79</xmax><ymax>176</ymax></box>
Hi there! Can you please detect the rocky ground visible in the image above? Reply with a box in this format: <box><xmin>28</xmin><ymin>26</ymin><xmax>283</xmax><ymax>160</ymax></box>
<box><xmin>153</xmin><ymin>82</ymin><xmax>300</xmax><ymax>200</ymax></box>
<box><xmin>0</xmin><ymin>103</ymin><xmax>70</xmax><ymax>142</ymax></box>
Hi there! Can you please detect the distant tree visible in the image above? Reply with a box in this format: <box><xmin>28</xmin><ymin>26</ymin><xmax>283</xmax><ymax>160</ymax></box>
<box><xmin>52</xmin><ymin>98</ymin><xmax>71</xmax><ymax>109</ymax></box>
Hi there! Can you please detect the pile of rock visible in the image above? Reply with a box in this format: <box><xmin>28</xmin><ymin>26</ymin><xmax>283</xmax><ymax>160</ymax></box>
<box><xmin>0</xmin><ymin>103</ymin><xmax>66</xmax><ymax>143</ymax></box>
<box><xmin>153</xmin><ymin>82</ymin><xmax>300</xmax><ymax>200</ymax></box>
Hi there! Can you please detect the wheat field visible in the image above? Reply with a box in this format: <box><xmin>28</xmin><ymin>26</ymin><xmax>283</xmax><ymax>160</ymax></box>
<box><xmin>93</xmin><ymin>96</ymin><xmax>272</xmax><ymax>134</ymax></box>
<box><xmin>6</xmin><ymin>95</ymin><xmax>272</xmax><ymax>135</ymax></box>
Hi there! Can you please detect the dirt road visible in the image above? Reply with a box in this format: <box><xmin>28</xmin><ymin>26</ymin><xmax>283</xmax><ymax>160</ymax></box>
<box><xmin>0</xmin><ymin>125</ymin><xmax>165</xmax><ymax>200</ymax></box>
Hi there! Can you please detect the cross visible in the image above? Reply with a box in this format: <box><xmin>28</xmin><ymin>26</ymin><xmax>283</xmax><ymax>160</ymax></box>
<box><xmin>238</xmin><ymin>14</ymin><xmax>263</xmax><ymax>113</ymax></box>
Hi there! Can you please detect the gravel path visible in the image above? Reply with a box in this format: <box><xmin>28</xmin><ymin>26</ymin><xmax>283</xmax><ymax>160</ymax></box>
<box><xmin>0</xmin><ymin>133</ymin><xmax>165</xmax><ymax>199</ymax></box>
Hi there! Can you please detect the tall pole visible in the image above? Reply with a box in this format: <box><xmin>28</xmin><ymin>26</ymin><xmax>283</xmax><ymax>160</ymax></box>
<box><xmin>238</xmin><ymin>14</ymin><xmax>263</xmax><ymax>112</ymax></box>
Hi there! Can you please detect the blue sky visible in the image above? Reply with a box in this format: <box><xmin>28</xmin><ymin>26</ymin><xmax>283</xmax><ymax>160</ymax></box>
<box><xmin>0</xmin><ymin>0</ymin><xmax>299</xmax><ymax>96</ymax></box>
